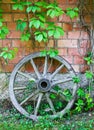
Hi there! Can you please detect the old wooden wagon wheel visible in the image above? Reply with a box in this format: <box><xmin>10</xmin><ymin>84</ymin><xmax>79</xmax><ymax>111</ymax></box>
<box><xmin>9</xmin><ymin>52</ymin><xmax>78</xmax><ymax>121</ymax></box>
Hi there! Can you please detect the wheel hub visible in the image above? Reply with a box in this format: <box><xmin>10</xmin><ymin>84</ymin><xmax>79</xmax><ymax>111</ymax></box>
<box><xmin>38</xmin><ymin>78</ymin><xmax>51</xmax><ymax>92</ymax></box>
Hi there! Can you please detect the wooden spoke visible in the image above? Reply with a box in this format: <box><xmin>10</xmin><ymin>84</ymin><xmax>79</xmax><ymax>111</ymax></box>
<box><xmin>45</xmin><ymin>93</ymin><xmax>56</xmax><ymax>114</ymax></box>
<box><xmin>43</xmin><ymin>55</ymin><xmax>48</xmax><ymax>76</ymax></box>
<box><xmin>18</xmin><ymin>71</ymin><xmax>35</xmax><ymax>81</ymax></box>
<box><xmin>50</xmin><ymin>64</ymin><xmax>64</xmax><ymax>79</ymax></box>
<box><xmin>34</xmin><ymin>93</ymin><xmax>43</xmax><ymax>116</ymax></box>
<box><xmin>9</xmin><ymin>52</ymin><xmax>78</xmax><ymax>120</ymax></box>
<box><xmin>30</xmin><ymin>59</ymin><xmax>41</xmax><ymax>79</ymax></box>
<box><xmin>52</xmin><ymin>77</ymin><xmax>72</xmax><ymax>86</ymax></box>
<box><xmin>14</xmin><ymin>86</ymin><xmax>27</xmax><ymax>90</ymax></box>
<box><xmin>20</xmin><ymin>90</ymin><xmax>39</xmax><ymax>106</ymax></box>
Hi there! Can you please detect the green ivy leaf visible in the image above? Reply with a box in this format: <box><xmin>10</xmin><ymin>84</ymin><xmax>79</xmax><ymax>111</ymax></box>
<box><xmin>0</xmin><ymin>21</ymin><xmax>3</xmax><ymax>27</ymax></box>
<box><xmin>34</xmin><ymin>31</ymin><xmax>47</xmax><ymax>42</ymax></box>
<box><xmin>29</xmin><ymin>18</ymin><xmax>43</xmax><ymax>29</ymax></box>
<box><xmin>85</xmin><ymin>71</ymin><xmax>93</xmax><ymax>79</ymax></box>
<box><xmin>16</xmin><ymin>20</ymin><xmax>27</xmax><ymax>32</ymax></box>
<box><xmin>84</xmin><ymin>57</ymin><xmax>94</xmax><ymax>65</ymax></box>
<box><xmin>47</xmin><ymin>49</ymin><xmax>59</xmax><ymax>57</ymax></box>
<box><xmin>22</xmin><ymin>2</ymin><xmax>32</xmax><ymax>6</ymax></box>
<box><xmin>54</xmin><ymin>30</ymin><xmax>61</xmax><ymax>38</ymax></box>
<box><xmin>40</xmin><ymin>50</ymin><xmax>47</xmax><ymax>56</ymax></box>
<box><xmin>66</xmin><ymin>7</ymin><xmax>79</xmax><ymax>19</ymax></box>
<box><xmin>77</xmin><ymin>88</ymin><xmax>85</xmax><ymax>98</ymax></box>
<box><xmin>12</xmin><ymin>3</ymin><xmax>24</xmax><ymax>11</ymax></box>
<box><xmin>36</xmin><ymin>13</ymin><xmax>46</xmax><ymax>22</ymax></box>
<box><xmin>0</xmin><ymin>26</ymin><xmax>9</xmax><ymax>39</ymax></box>
<box><xmin>50</xmin><ymin>93</ymin><xmax>56</xmax><ymax>99</ymax></box>
<box><xmin>35</xmin><ymin>1</ymin><xmax>48</xmax><ymax>8</ymax></box>
<box><xmin>47</xmin><ymin>3</ymin><xmax>64</xmax><ymax>18</ymax></box>
<box><xmin>21</xmin><ymin>32</ymin><xmax>30</xmax><ymax>41</ymax></box>
<box><xmin>26</xmin><ymin>5</ymin><xmax>41</xmax><ymax>13</ymax></box>
<box><xmin>47</xmin><ymin>25</ymin><xmax>64</xmax><ymax>38</ymax></box>
<box><xmin>48</xmin><ymin>30</ymin><xmax>54</xmax><ymax>37</ymax></box>
<box><xmin>73</xmin><ymin>76</ymin><xmax>80</xmax><ymax>83</ymax></box>
<box><xmin>0</xmin><ymin>47</ymin><xmax>18</xmax><ymax>60</ymax></box>
<box><xmin>35</xmin><ymin>33</ymin><xmax>43</xmax><ymax>42</ymax></box>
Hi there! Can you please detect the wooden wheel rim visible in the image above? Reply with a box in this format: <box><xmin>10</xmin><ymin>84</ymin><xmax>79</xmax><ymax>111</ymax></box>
<box><xmin>9</xmin><ymin>52</ymin><xmax>78</xmax><ymax>121</ymax></box>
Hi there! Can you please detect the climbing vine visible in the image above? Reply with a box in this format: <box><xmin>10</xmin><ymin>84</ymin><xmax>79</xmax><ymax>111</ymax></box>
<box><xmin>0</xmin><ymin>0</ymin><xmax>79</xmax><ymax>61</ymax></box>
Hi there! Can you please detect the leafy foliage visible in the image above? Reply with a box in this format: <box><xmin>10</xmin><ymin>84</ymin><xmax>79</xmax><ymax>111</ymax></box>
<box><xmin>73</xmin><ymin>76</ymin><xmax>80</xmax><ymax>83</ymax></box>
<box><xmin>21</xmin><ymin>32</ymin><xmax>31</xmax><ymax>41</ymax></box>
<box><xmin>12</xmin><ymin>1</ymin><xmax>79</xmax><ymax>43</ymax></box>
<box><xmin>16</xmin><ymin>20</ymin><xmax>27</xmax><ymax>32</ymax></box>
<box><xmin>40</xmin><ymin>49</ymin><xmax>59</xmax><ymax>57</ymax></box>
<box><xmin>46</xmin><ymin>3</ymin><xmax>64</xmax><ymax>18</ymax></box>
<box><xmin>75</xmin><ymin>86</ymin><xmax>94</xmax><ymax>113</ymax></box>
<box><xmin>0</xmin><ymin>26</ymin><xmax>9</xmax><ymax>39</ymax></box>
<box><xmin>85</xmin><ymin>71</ymin><xmax>93</xmax><ymax>79</ymax></box>
<box><xmin>0</xmin><ymin>47</ymin><xmax>18</xmax><ymax>60</ymax></box>
<box><xmin>66</xmin><ymin>7</ymin><xmax>79</xmax><ymax>19</ymax></box>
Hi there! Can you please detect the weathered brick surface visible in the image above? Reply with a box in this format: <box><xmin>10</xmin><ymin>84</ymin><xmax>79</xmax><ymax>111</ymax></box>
<box><xmin>63</xmin><ymin>23</ymin><xmax>73</xmax><ymax>31</ymax></box>
<box><xmin>1</xmin><ymin>4</ymin><xmax>11</xmax><ymax>12</ymax></box>
<box><xmin>58</xmin><ymin>48</ymin><xmax>68</xmax><ymax>56</ymax></box>
<box><xmin>0</xmin><ymin>0</ymin><xmax>91</xmax><ymax>73</ymax></box>
<box><xmin>3</xmin><ymin>14</ymin><xmax>12</xmax><ymax>22</ymax></box>
<box><xmin>58</xmin><ymin>40</ymin><xmax>78</xmax><ymax>48</ymax></box>
<box><xmin>7</xmin><ymin>22</ymin><xmax>16</xmax><ymax>30</ymax></box>
<box><xmin>7</xmin><ymin>31</ymin><xmax>21</xmax><ymax>38</ymax></box>
<box><xmin>73</xmin><ymin>56</ymin><xmax>86</xmax><ymax>64</ymax></box>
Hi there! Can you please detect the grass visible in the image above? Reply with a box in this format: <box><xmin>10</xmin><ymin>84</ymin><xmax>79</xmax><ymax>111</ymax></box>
<box><xmin>0</xmin><ymin>108</ymin><xmax>94</xmax><ymax>130</ymax></box>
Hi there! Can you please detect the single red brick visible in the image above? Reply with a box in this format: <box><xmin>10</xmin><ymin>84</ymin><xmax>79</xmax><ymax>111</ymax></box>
<box><xmin>37</xmin><ymin>42</ymin><xmax>45</xmax><ymax>48</ymax></box>
<box><xmin>2</xmin><ymin>39</ymin><xmax>12</xmax><ymax>47</ymax></box>
<box><xmin>80</xmin><ymin>65</ymin><xmax>89</xmax><ymax>73</ymax></box>
<box><xmin>1</xmin><ymin>4</ymin><xmax>11</xmax><ymax>12</ymax></box>
<box><xmin>26</xmin><ymin>40</ymin><xmax>36</xmax><ymax>48</ymax></box>
<box><xmin>7</xmin><ymin>22</ymin><xmax>16</xmax><ymax>30</ymax></box>
<box><xmin>7</xmin><ymin>31</ymin><xmax>21</xmax><ymax>38</ymax></box>
<box><xmin>63</xmin><ymin>23</ymin><xmax>73</xmax><ymax>31</ymax></box>
<box><xmin>57</xmin><ymin>0</ymin><xmax>66</xmax><ymax>4</ymax></box>
<box><xmin>68</xmin><ymin>48</ymin><xmax>79</xmax><ymax>56</ymax></box>
<box><xmin>17</xmin><ymin>48</ymin><xmax>24</xmax><ymax>57</ymax></box>
<box><xmin>2</xmin><ymin>0</ymin><xmax>13</xmax><ymax>3</ymax></box>
<box><xmin>84</xmin><ymin>15</ymin><xmax>91</xmax><ymax>23</ymax></box>
<box><xmin>68</xmin><ymin>31</ymin><xmax>81</xmax><ymax>39</ymax></box>
<box><xmin>12</xmin><ymin>40</ymin><xmax>27</xmax><ymax>47</ymax></box>
<box><xmin>24</xmin><ymin>47</ymin><xmax>33</xmax><ymax>56</ymax></box>
<box><xmin>59</xmin><ymin>14</ymin><xmax>71</xmax><ymax>22</ymax></box>
<box><xmin>58</xmin><ymin>48</ymin><xmax>68</xmax><ymax>56</ymax></box>
<box><xmin>73</xmin><ymin>56</ymin><xmax>86</xmax><ymax>64</ymax></box>
<box><xmin>13</xmin><ymin>14</ymin><xmax>27</xmax><ymax>21</ymax></box>
<box><xmin>73</xmin><ymin>23</ymin><xmax>81</xmax><ymax>31</ymax></box>
<box><xmin>3</xmin><ymin>14</ymin><xmax>12</xmax><ymax>22</ymax></box>
<box><xmin>58</xmin><ymin>40</ymin><xmax>78</xmax><ymax>48</ymax></box>
<box><xmin>68</xmin><ymin>0</ymin><xmax>77</xmax><ymax>4</ymax></box>
<box><xmin>68</xmin><ymin>48</ymin><xmax>86</xmax><ymax>56</ymax></box>
<box><xmin>48</xmin><ymin>40</ymin><xmax>54</xmax><ymax>48</ymax></box>
<box><xmin>60</xmin><ymin>4</ymin><xmax>76</xmax><ymax>11</ymax></box>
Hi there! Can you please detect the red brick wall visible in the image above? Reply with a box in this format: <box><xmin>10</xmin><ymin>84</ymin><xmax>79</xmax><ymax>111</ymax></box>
<box><xmin>0</xmin><ymin>0</ymin><xmax>91</xmax><ymax>72</ymax></box>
